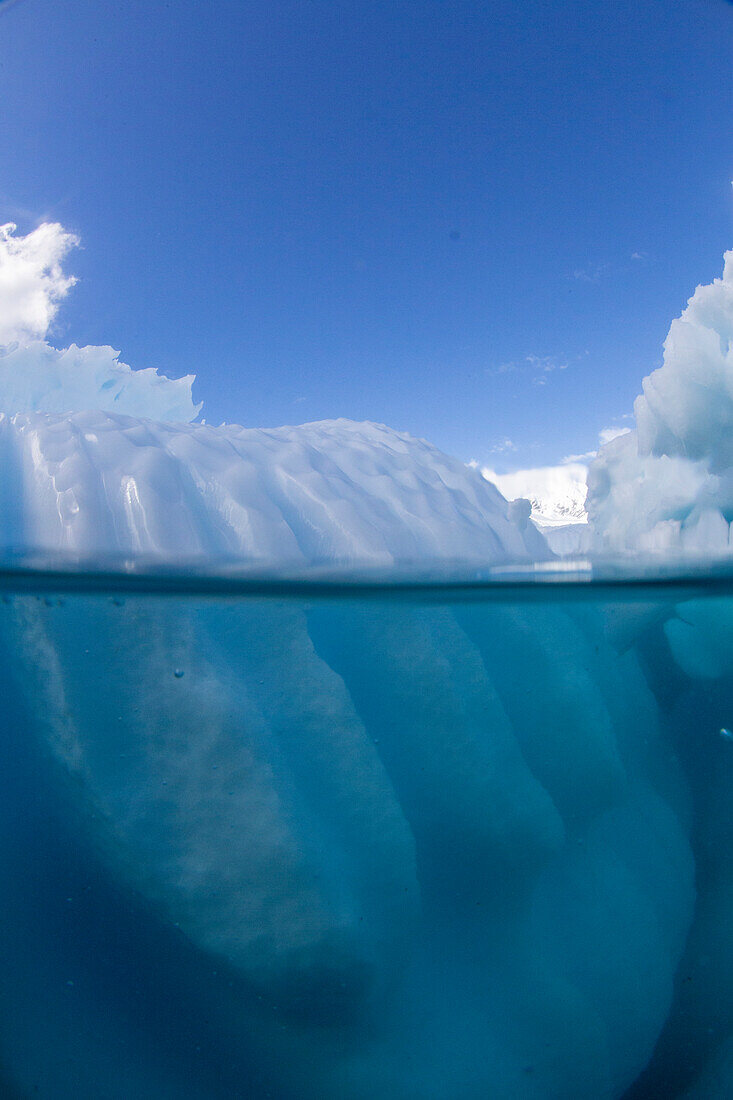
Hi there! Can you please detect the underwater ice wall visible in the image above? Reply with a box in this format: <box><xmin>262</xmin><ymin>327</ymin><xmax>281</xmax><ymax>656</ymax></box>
<box><xmin>1</xmin><ymin>590</ymin><xmax>698</xmax><ymax>1099</ymax></box>
<box><xmin>620</xmin><ymin>593</ymin><xmax>733</xmax><ymax>1100</ymax></box>
<box><xmin>588</xmin><ymin>251</ymin><xmax>733</xmax><ymax>554</ymax></box>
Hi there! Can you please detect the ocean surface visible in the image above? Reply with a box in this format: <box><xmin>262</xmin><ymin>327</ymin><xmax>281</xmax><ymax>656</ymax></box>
<box><xmin>0</xmin><ymin>562</ymin><xmax>731</xmax><ymax>1098</ymax></box>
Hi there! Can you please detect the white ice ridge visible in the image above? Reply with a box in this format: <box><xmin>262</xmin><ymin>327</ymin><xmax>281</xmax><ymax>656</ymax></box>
<box><xmin>0</xmin><ymin>341</ymin><xmax>201</xmax><ymax>424</ymax></box>
<box><xmin>588</xmin><ymin>250</ymin><xmax>733</xmax><ymax>553</ymax></box>
<box><xmin>0</xmin><ymin>411</ymin><xmax>548</xmax><ymax>564</ymax></box>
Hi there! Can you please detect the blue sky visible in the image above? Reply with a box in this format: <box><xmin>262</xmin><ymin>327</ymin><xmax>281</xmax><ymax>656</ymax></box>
<box><xmin>0</xmin><ymin>0</ymin><xmax>731</xmax><ymax>469</ymax></box>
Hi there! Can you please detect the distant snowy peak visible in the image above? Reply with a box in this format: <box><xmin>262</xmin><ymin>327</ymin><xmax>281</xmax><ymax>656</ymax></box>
<box><xmin>481</xmin><ymin>462</ymin><xmax>588</xmax><ymax>527</ymax></box>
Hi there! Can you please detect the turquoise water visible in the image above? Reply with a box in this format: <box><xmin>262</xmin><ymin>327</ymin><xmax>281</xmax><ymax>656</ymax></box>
<box><xmin>0</xmin><ymin>567</ymin><xmax>731</xmax><ymax>1098</ymax></box>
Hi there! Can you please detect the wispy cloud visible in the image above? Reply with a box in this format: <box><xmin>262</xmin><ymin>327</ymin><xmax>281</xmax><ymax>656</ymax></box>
<box><xmin>631</xmin><ymin>251</ymin><xmax>648</xmax><ymax>261</ymax></box>
<box><xmin>571</xmin><ymin>262</ymin><xmax>608</xmax><ymax>283</ymax></box>
<box><xmin>525</xmin><ymin>354</ymin><xmax>568</xmax><ymax>373</ymax></box>
<box><xmin>488</xmin><ymin>353</ymin><xmax>569</xmax><ymax>382</ymax></box>
<box><xmin>488</xmin><ymin>437</ymin><xmax>517</xmax><ymax>454</ymax></box>
<box><xmin>527</xmin><ymin>353</ymin><xmax>568</xmax><ymax>385</ymax></box>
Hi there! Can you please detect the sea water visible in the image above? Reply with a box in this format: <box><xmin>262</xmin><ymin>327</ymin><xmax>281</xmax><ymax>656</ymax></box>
<box><xmin>0</xmin><ymin>567</ymin><xmax>731</xmax><ymax>1098</ymax></box>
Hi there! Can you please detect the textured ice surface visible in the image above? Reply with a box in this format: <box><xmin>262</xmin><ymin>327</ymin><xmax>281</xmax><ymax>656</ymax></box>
<box><xmin>588</xmin><ymin>251</ymin><xmax>733</xmax><ymax>554</ymax></box>
<box><xmin>0</xmin><ymin>410</ymin><xmax>548</xmax><ymax>564</ymax></box>
<box><xmin>0</xmin><ymin>341</ymin><xmax>201</xmax><ymax>423</ymax></box>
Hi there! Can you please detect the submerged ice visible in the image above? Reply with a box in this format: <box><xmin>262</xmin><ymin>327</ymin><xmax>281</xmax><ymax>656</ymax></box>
<box><xmin>0</xmin><ymin>223</ymin><xmax>731</xmax><ymax>1096</ymax></box>
<box><xmin>2</xmin><ymin>591</ymin><xmax>699</xmax><ymax>1098</ymax></box>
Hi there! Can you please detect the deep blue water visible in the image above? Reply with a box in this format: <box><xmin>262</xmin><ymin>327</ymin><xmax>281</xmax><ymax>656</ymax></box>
<box><xmin>0</xmin><ymin>573</ymin><xmax>731</xmax><ymax>1098</ymax></box>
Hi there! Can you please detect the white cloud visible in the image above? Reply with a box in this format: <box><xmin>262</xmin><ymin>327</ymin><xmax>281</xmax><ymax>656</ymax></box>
<box><xmin>598</xmin><ymin>425</ymin><xmax>631</xmax><ymax>446</ymax></box>
<box><xmin>0</xmin><ymin>221</ymin><xmax>79</xmax><ymax>347</ymax></box>
<box><xmin>571</xmin><ymin>263</ymin><xmax>607</xmax><ymax>283</ymax></box>
<box><xmin>489</xmin><ymin>353</ymin><xmax>569</xmax><ymax>379</ymax></box>
<box><xmin>488</xmin><ymin>437</ymin><xmax>517</xmax><ymax>453</ymax></box>
<box><xmin>525</xmin><ymin>354</ymin><xmax>568</xmax><ymax>373</ymax></box>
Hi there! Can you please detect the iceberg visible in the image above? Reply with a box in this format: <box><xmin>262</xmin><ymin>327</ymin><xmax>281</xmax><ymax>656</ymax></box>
<box><xmin>0</xmin><ymin>223</ymin><xmax>730</xmax><ymax>1097</ymax></box>
<box><xmin>588</xmin><ymin>251</ymin><xmax>733</xmax><ymax>555</ymax></box>
<box><xmin>0</xmin><ymin>410</ymin><xmax>548</xmax><ymax>564</ymax></box>
<box><xmin>0</xmin><ymin>401</ymin><xmax>705</xmax><ymax>1097</ymax></box>
<box><xmin>0</xmin><ymin>220</ymin><xmax>545</xmax><ymax>568</ymax></box>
